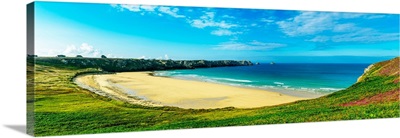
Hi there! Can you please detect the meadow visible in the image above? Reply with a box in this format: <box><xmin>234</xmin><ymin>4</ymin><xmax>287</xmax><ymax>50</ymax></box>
<box><xmin>29</xmin><ymin>57</ymin><xmax>399</xmax><ymax>136</ymax></box>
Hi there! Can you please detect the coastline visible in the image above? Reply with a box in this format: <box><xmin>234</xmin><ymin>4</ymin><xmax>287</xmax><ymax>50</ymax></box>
<box><xmin>75</xmin><ymin>71</ymin><xmax>313</xmax><ymax>109</ymax></box>
<box><xmin>74</xmin><ymin>73</ymin><xmax>163</xmax><ymax>107</ymax></box>
<box><xmin>152</xmin><ymin>72</ymin><xmax>328</xmax><ymax>99</ymax></box>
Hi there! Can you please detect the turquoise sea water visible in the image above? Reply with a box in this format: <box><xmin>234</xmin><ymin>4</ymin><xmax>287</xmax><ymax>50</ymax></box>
<box><xmin>154</xmin><ymin>63</ymin><xmax>369</xmax><ymax>96</ymax></box>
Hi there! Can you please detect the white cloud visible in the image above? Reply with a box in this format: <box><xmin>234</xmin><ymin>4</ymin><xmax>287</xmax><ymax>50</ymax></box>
<box><xmin>137</xmin><ymin>56</ymin><xmax>147</xmax><ymax>59</ymax></box>
<box><xmin>190</xmin><ymin>19</ymin><xmax>236</xmax><ymax>29</ymax></box>
<box><xmin>62</xmin><ymin>43</ymin><xmax>102</xmax><ymax>57</ymax></box>
<box><xmin>188</xmin><ymin>12</ymin><xmax>237</xmax><ymax>29</ymax></box>
<box><xmin>308</xmin><ymin>36</ymin><xmax>330</xmax><ymax>42</ymax></box>
<box><xmin>164</xmin><ymin>54</ymin><xmax>169</xmax><ymax>60</ymax></box>
<box><xmin>308</xmin><ymin>28</ymin><xmax>399</xmax><ymax>43</ymax></box>
<box><xmin>365</xmin><ymin>15</ymin><xmax>387</xmax><ymax>19</ymax></box>
<box><xmin>276</xmin><ymin>12</ymin><xmax>336</xmax><ymax>36</ymax></box>
<box><xmin>331</xmin><ymin>28</ymin><xmax>399</xmax><ymax>43</ymax></box>
<box><xmin>203</xmin><ymin>12</ymin><xmax>215</xmax><ymax>19</ymax></box>
<box><xmin>112</xmin><ymin>4</ymin><xmax>185</xmax><ymax>18</ymax></box>
<box><xmin>260</xmin><ymin>18</ymin><xmax>274</xmax><ymax>23</ymax></box>
<box><xmin>187</xmin><ymin>11</ymin><xmax>240</xmax><ymax>36</ymax></box>
<box><xmin>211</xmin><ymin>29</ymin><xmax>240</xmax><ymax>36</ymax></box>
<box><xmin>140</xmin><ymin>5</ymin><xmax>157</xmax><ymax>12</ymax></box>
<box><xmin>36</xmin><ymin>43</ymin><xmax>117</xmax><ymax>58</ymax></box>
<box><xmin>112</xmin><ymin>4</ymin><xmax>241</xmax><ymax>36</ymax></box>
<box><xmin>110</xmin><ymin>4</ymin><xmax>118</xmax><ymax>8</ymax></box>
<box><xmin>214</xmin><ymin>41</ymin><xmax>286</xmax><ymax>50</ymax></box>
<box><xmin>158</xmin><ymin>7</ymin><xmax>185</xmax><ymax>18</ymax></box>
<box><xmin>222</xmin><ymin>15</ymin><xmax>235</xmax><ymax>19</ymax></box>
<box><xmin>332</xmin><ymin>23</ymin><xmax>356</xmax><ymax>32</ymax></box>
<box><xmin>119</xmin><ymin>4</ymin><xmax>141</xmax><ymax>12</ymax></box>
<box><xmin>276</xmin><ymin>12</ymin><xmax>376</xmax><ymax>37</ymax></box>
<box><xmin>278</xmin><ymin>11</ymin><xmax>398</xmax><ymax>44</ymax></box>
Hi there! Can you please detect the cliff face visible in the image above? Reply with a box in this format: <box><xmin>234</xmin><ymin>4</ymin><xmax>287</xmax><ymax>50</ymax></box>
<box><xmin>338</xmin><ymin>57</ymin><xmax>399</xmax><ymax>107</ymax></box>
<box><xmin>357</xmin><ymin>57</ymin><xmax>399</xmax><ymax>83</ymax></box>
<box><xmin>33</xmin><ymin>57</ymin><xmax>253</xmax><ymax>72</ymax></box>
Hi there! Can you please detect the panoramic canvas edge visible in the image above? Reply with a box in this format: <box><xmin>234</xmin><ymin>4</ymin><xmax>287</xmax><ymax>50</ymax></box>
<box><xmin>27</xmin><ymin>2</ymin><xmax>35</xmax><ymax>136</ymax></box>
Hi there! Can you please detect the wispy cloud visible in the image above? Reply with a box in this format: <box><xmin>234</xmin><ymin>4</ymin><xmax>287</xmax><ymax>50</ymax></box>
<box><xmin>158</xmin><ymin>7</ymin><xmax>185</xmax><ymax>18</ymax></box>
<box><xmin>112</xmin><ymin>4</ymin><xmax>185</xmax><ymax>18</ymax></box>
<box><xmin>211</xmin><ymin>29</ymin><xmax>242</xmax><ymax>36</ymax></box>
<box><xmin>214</xmin><ymin>40</ymin><xmax>286</xmax><ymax>50</ymax></box>
<box><xmin>330</xmin><ymin>28</ymin><xmax>399</xmax><ymax>43</ymax></box>
<box><xmin>332</xmin><ymin>23</ymin><xmax>356</xmax><ymax>32</ymax></box>
<box><xmin>275</xmin><ymin>12</ymin><xmax>388</xmax><ymax>37</ymax></box>
<box><xmin>110</xmin><ymin>4</ymin><xmax>397</xmax><ymax>52</ymax></box>
<box><xmin>187</xmin><ymin>11</ymin><xmax>240</xmax><ymax>36</ymax></box>
<box><xmin>278</xmin><ymin>11</ymin><xmax>398</xmax><ymax>45</ymax></box>
<box><xmin>276</xmin><ymin>12</ymin><xmax>337</xmax><ymax>36</ymax></box>
<box><xmin>260</xmin><ymin>18</ymin><xmax>275</xmax><ymax>23</ymax></box>
<box><xmin>140</xmin><ymin>5</ymin><xmax>157</xmax><ymax>12</ymax></box>
<box><xmin>117</xmin><ymin>4</ymin><xmax>141</xmax><ymax>12</ymax></box>
<box><xmin>188</xmin><ymin>12</ymin><xmax>237</xmax><ymax>29</ymax></box>
<box><xmin>222</xmin><ymin>15</ymin><xmax>235</xmax><ymax>19</ymax></box>
<box><xmin>112</xmin><ymin>4</ymin><xmax>242</xmax><ymax>37</ymax></box>
<box><xmin>308</xmin><ymin>36</ymin><xmax>330</xmax><ymax>42</ymax></box>
<box><xmin>308</xmin><ymin>27</ymin><xmax>399</xmax><ymax>43</ymax></box>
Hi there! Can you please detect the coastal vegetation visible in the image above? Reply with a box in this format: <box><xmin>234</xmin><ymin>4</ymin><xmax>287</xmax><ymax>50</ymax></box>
<box><xmin>34</xmin><ymin>57</ymin><xmax>253</xmax><ymax>72</ymax></box>
<box><xmin>29</xmin><ymin>57</ymin><xmax>399</xmax><ymax>136</ymax></box>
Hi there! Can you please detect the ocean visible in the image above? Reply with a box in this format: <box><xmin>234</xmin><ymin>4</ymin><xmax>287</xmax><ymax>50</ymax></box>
<box><xmin>154</xmin><ymin>63</ymin><xmax>369</xmax><ymax>97</ymax></box>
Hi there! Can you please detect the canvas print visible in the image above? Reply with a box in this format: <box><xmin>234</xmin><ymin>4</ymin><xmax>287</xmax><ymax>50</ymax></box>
<box><xmin>27</xmin><ymin>1</ymin><xmax>399</xmax><ymax>136</ymax></box>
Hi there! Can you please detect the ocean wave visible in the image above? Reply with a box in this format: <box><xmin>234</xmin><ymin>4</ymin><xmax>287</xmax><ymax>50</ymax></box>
<box><xmin>173</xmin><ymin>74</ymin><xmax>205</xmax><ymax>81</ymax></box>
<box><xmin>213</xmin><ymin>78</ymin><xmax>253</xmax><ymax>83</ymax></box>
<box><xmin>156</xmin><ymin>71</ymin><xmax>342</xmax><ymax>94</ymax></box>
<box><xmin>259</xmin><ymin>85</ymin><xmax>341</xmax><ymax>94</ymax></box>
<box><xmin>153</xmin><ymin>71</ymin><xmax>179</xmax><ymax>76</ymax></box>
<box><xmin>172</xmin><ymin>74</ymin><xmax>253</xmax><ymax>83</ymax></box>
<box><xmin>319</xmin><ymin>87</ymin><xmax>343</xmax><ymax>91</ymax></box>
<box><xmin>282</xmin><ymin>85</ymin><xmax>290</xmax><ymax>89</ymax></box>
<box><xmin>175</xmin><ymin>74</ymin><xmax>200</xmax><ymax>78</ymax></box>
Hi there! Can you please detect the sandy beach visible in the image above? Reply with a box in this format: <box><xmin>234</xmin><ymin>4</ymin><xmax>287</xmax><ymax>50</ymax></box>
<box><xmin>75</xmin><ymin>72</ymin><xmax>310</xmax><ymax>109</ymax></box>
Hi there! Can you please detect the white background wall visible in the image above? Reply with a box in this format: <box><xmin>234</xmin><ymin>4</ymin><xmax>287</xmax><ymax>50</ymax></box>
<box><xmin>0</xmin><ymin>0</ymin><xmax>399</xmax><ymax>138</ymax></box>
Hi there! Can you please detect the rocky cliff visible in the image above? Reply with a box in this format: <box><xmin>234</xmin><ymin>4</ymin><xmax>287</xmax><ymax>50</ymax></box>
<box><xmin>33</xmin><ymin>57</ymin><xmax>253</xmax><ymax>72</ymax></box>
<box><xmin>357</xmin><ymin>57</ymin><xmax>399</xmax><ymax>83</ymax></box>
<box><xmin>337</xmin><ymin>57</ymin><xmax>399</xmax><ymax>107</ymax></box>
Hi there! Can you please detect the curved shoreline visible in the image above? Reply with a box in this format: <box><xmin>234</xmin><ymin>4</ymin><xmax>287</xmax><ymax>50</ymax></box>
<box><xmin>74</xmin><ymin>71</ymin><xmax>314</xmax><ymax>109</ymax></box>
<box><xmin>73</xmin><ymin>73</ymin><xmax>163</xmax><ymax>107</ymax></box>
<box><xmin>152</xmin><ymin>72</ymin><xmax>328</xmax><ymax>99</ymax></box>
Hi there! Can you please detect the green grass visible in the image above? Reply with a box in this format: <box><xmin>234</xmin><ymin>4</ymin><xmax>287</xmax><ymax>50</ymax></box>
<box><xmin>31</xmin><ymin>59</ymin><xmax>400</xmax><ymax>136</ymax></box>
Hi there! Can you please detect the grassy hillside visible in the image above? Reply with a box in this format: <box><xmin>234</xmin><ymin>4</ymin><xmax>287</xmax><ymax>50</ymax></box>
<box><xmin>29</xmin><ymin>57</ymin><xmax>399</xmax><ymax>136</ymax></box>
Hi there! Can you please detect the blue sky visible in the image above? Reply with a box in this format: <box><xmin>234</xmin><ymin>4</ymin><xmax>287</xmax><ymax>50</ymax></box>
<box><xmin>34</xmin><ymin>2</ymin><xmax>399</xmax><ymax>63</ymax></box>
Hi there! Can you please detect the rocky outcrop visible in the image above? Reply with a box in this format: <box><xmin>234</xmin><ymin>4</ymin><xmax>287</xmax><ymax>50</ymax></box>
<box><xmin>339</xmin><ymin>57</ymin><xmax>399</xmax><ymax>107</ymax></box>
<box><xmin>356</xmin><ymin>57</ymin><xmax>399</xmax><ymax>83</ymax></box>
<box><xmin>34</xmin><ymin>57</ymin><xmax>253</xmax><ymax>72</ymax></box>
